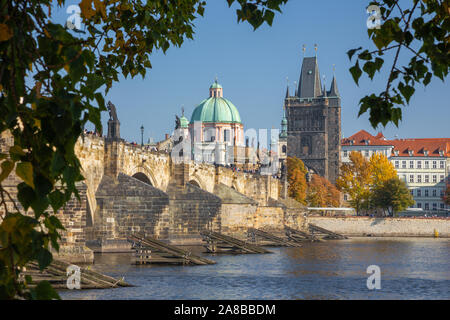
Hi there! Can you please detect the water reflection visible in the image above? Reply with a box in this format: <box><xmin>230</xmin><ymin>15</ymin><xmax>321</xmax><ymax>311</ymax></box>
<box><xmin>59</xmin><ymin>237</ymin><xmax>450</xmax><ymax>300</ymax></box>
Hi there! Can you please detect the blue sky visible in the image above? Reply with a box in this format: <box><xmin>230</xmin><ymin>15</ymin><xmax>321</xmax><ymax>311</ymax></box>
<box><xmin>57</xmin><ymin>0</ymin><xmax>449</xmax><ymax>142</ymax></box>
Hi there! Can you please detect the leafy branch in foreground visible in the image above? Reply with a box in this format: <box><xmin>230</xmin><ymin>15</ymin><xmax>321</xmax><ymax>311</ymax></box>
<box><xmin>348</xmin><ymin>0</ymin><xmax>449</xmax><ymax>128</ymax></box>
<box><xmin>0</xmin><ymin>0</ymin><xmax>288</xmax><ymax>299</ymax></box>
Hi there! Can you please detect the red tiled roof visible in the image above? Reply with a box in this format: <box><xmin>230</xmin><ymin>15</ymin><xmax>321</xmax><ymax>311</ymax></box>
<box><xmin>388</xmin><ymin>138</ymin><xmax>450</xmax><ymax>157</ymax></box>
<box><xmin>341</xmin><ymin>130</ymin><xmax>392</xmax><ymax>146</ymax></box>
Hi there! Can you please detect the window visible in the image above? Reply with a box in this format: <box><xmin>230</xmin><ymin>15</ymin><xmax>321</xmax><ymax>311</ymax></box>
<box><xmin>365</xmin><ymin>150</ymin><xmax>369</xmax><ymax>157</ymax></box>
<box><xmin>417</xmin><ymin>189</ymin><xmax>421</xmax><ymax>197</ymax></box>
<box><xmin>424</xmin><ymin>203</ymin><xmax>429</xmax><ymax>210</ymax></box>
<box><xmin>343</xmin><ymin>150</ymin><xmax>348</xmax><ymax>157</ymax></box>
<box><xmin>417</xmin><ymin>175</ymin><xmax>422</xmax><ymax>183</ymax></box>
<box><xmin>425</xmin><ymin>175</ymin><xmax>429</xmax><ymax>183</ymax></box>
<box><xmin>425</xmin><ymin>161</ymin><xmax>429</xmax><ymax>168</ymax></box>
<box><xmin>282</xmin><ymin>145</ymin><xmax>287</xmax><ymax>154</ymax></box>
<box><xmin>395</xmin><ymin>161</ymin><xmax>399</xmax><ymax>169</ymax></box>
<box><xmin>410</xmin><ymin>190</ymin><xmax>414</xmax><ymax>196</ymax></box>
<box><xmin>440</xmin><ymin>203</ymin><xmax>445</xmax><ymax>209</ymax></box>
<box><xmin>440</xmin><ymin>161</ymin><xmax>445</xmax><ymax>169</ymax></box>
<box><xmin>344</xmin><ymin>194</ymin><xmax>348</xmax><ymax>201</ymax></box>
<box><xmin>432</xmin><ymin>175</ymin><xmax>437</xmax><ymax>183</ymax></box>
<box><xmin>432</xmin><ymin>189</ymin><xmax>437</xmax><ymax>197</ymax></box>
<box><xmin>432</xmin><ymin>161</ymin><xmax>437</xmax><ymax>169</ymax></box>
<box><xmin>432</xmin><ymin>203</ymin><xmax>437</xmax><ymax>211</ymax></box>
<box><xmin>410</xmin><ymin>161</ymin><xmax>414</xmax><ymax>169</ymax></box>
<box><xmin>440</xmin><ymin>189</ymin><xmax>444</xmax><ymax>197</ymax></box>
<box><xmin>223</xmin><ymin>129</ymin><xmax>230</xmax><ymax>142</ymax></box>
<box><xmin>417</xmin><ymin>161</ymin><xmax>422</xmax><ymax>169</ymax></box>
<box><xmin>425</xmin><ymin>189</ymin><xmax>429</xmax><ymax>197</ymax></box>
<box><xmin>402</xmin><ymin>160</ymin><xmax>406</xmax><ymax>169</ymax></box>
<box><xmin>440</xmin><ymin>175</ymin><xmax>444</xmax><ymax>182</ymax></box>
<box><xmin>410</xmin><ymin>175</ymin><xmax>414</xmax><ymax>183</ymax></box>
<box><xmin>417</xmin><ymin>203</ymin><xmax>422</xmax><ymax>208</ymax></box>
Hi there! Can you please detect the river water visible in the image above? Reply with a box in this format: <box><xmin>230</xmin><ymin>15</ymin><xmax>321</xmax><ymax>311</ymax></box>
<box><xmin>59</xmin><ymin>237</ymin><xmax>450</xmax><ymax>300</ymax></box>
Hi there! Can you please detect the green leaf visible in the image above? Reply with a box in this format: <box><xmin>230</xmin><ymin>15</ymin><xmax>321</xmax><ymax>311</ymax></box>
<box><xmin>30</xmin><ymin>281</ymin><xmax>61</xmax><ymax>300</ymax></box>
<box><xmin>36</xmin><ymin>248</ymin><xmax>53</xmax><ymax>271</ymax></box>
<box><xmin>347</xmin><ymin>47</ymin><xmax>362</xmax><ymax>60</ymax></box>
<box><xmin>0</xmin><ymin>160</ymin><xmax>14</xmax><ymax>183</ymax></box>
<box><xmin>349</xmin><ymin>61</ymin><xmax>363</xmax><ymax>85</ymax></box>
<box><xmin>398</xmin><ymin>82</ymin><xmax>415</xmax><ymax>104</ymax></box>
<box><xmin>16</xmin><ymin>162</ymin><xmax>35</xmax><ymax>189</ymax></box>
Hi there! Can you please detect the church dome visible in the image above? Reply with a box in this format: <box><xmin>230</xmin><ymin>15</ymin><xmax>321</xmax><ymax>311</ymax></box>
<box><xmin>190</xmin><ymin>80</ymin><xmax>241</xmax><ymax>124</ymax></box>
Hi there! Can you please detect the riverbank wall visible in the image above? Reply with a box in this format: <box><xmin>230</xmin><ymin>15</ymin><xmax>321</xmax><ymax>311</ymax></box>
<box><xmin>307</xmin><ymin>216</ymin><xmax>450</xmax><ymax>238</ymax></box>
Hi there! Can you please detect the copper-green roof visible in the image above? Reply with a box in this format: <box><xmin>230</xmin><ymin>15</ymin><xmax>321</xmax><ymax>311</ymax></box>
<box><xmin>190</xmin><ymin>97</ymin><xmax>241</xmax><ymax>124</ymax></box>
<box><xmin>180</xmin><ymin>115</ymin><xmax>189</xmax><ymax>128</ymax></box>
<box><xmin>210</xmin><ymin>81</ymin><xmax>222</xmax><ymax>89</ymax></box>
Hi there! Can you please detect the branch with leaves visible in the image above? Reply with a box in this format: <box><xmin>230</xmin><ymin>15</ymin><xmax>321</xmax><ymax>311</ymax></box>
<box><xmin>348</xmin><ymin>0</ymin><xmax>449</xmax><ymax>128</ymax></box>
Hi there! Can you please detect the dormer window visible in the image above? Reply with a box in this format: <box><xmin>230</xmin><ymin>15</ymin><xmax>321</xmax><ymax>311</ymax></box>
<box><xmin>424</xmin><ymin>150</ymin><xmax>429</xmax><ymax>156</ymax></box>
<box><xmin>408</xmin><ymin>149</ymin><xmax>413</xmax><ymax>156</ymax></box>
<box><xmin>365</xmin><ymin>139</ymin><xmax>370</xmax><ymax>145</ymax></box>
<box><xmin>394</xmin><ymin>150</ymin><xmax>399</xmax><ymax>156</ymax></box>
<box><xmin>439</xmin><ymin>150</ymin><xmax>444</xmax><ymax>156</ymax></box>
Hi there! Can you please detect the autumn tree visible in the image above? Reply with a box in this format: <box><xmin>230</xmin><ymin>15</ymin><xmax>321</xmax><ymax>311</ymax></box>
<box><xmin>369</xmin><ymin>152</ymin><xmax>398</xmax><ymax>188</ymax></box>
<box><xmin>336</xmin><ymin>151</ymin><xmax>373</xmax><ymax>214</ymax></box>
<box><xmin>371</xmin><ymin>177</ymin><xmax>414</xmax><ymax>216</ymax></box>
<box><xmin>443</xmin><ymin>184</ymin><xmax>450</xmax><ymax>206</ymax></box>
<box><xmin>286</xmin><ymin>156</ymin><xmax>308</xmax><ymax>205</ymax></box>
<box><xmin>307</xmin><ymin>174</ymin><xmax>340</xmax><ymax>208</ymax></box>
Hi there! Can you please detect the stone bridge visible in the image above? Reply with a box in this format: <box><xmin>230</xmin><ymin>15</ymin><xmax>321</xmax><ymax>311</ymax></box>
<box><xmin>1</xmin><ymin>130</ymin><xmax>307</xmax><ymax>263</ymax></box>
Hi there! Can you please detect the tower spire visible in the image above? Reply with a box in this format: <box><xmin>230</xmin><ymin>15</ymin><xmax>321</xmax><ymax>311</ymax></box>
<box><xmin>285</xmin><ymin>77</ymin><xmax>290</xmax><ymax>98</ymax></box>
<box><xmin>329</xmin><ymin>73</ymin><xmax>340</xmax><ymax>97</ymax></box>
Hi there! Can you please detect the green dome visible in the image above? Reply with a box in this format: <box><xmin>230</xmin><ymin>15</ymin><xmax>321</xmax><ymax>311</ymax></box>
<box><xmin>190</xmin><ymin>97</ymin><xmax>241</xmax><ymax>124</ymax></box>
<box><xmin>180</xmin><ymin>115</ymin><xmax>189</xmax><ymax>128</ymax></box>
<box><xmin>210</xmin><ymin>82</ymin><xmax>222</xmax><ymax>89</ymax></box>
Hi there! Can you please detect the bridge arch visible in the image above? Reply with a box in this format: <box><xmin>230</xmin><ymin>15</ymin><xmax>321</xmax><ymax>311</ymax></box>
<box><xmin>188</xmin><ymin>174</ymin><xmax>206</xmax><ymax>190</ymax></box>
<box><xmin>132</xmin><ymin>172</ymin><xmax>153</xmax><ymax>186</ymax></box>
<box><xmin>130</xmin><ymin>165</ymin><xmax>158</xmax><ymax>188</ymax></box>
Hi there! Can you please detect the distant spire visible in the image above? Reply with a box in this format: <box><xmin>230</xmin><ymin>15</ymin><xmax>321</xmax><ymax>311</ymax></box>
<box><xmin>181</xmin><ymin>105</ymin><xmax>184</xmax><ymax>116</ymax></box>
<box><xmin>314</xmin><ymin>44</ymin><xmax>318</xmax><ymax>57</ymax></box>
<box><xmin>297</xmin><ymin>56</ymin><xmax>322</xmax><ymax>98</ymax></box>
<box><xmin>285</xmin><ymin>77</ymin><xmax>290</xmax><ymax>98</ymax></box>
<box><xmin>329</xmin><ymin>75</ymin><xmax>340</xmax><ymax>97</ymax></box>
<box><xmin>323</xmin><ymin>75</ymin><xmax>327</xmax><ymax>98</ymax></box>
<box><xmin>294</xmin><ymin>81</ymin><xmax>298</xmax><ymax>96</ymax></box>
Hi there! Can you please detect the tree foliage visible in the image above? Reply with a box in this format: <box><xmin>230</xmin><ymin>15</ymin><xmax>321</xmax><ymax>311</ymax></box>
<box><xmin>307</xmin><ymin>174</ymin><xmax>340</xmax><ymax>208</ymax></box>
<box><xmin>336</xmin><ymin>151</ymin><xmax>373</xmax><ymax>214</ymax></box>
<box><xmin>286</xmin><ymin>156</ymin><xmax>308</xmax><ymax>204</ymax></box>
<box><xmin>369</xmin><ymin>151</ymin><xmax>397</xmax><ymax>188</ymax></box>
<box><xmin>349</xmin><ymin>0</ymin><xmax>449</xmax><ymax>128</ymax></box>
<box><xmin>443</xmin><ymin>184</ymin><xmax>450</xmax><ymax>206</ymax></box>
<box><xmin>371</xmin><ymin>177</ymin><xmax>414</xmax><ymax>216</ymax></box>
<box><xmin>0</xmin><ymin>0</ymin><xmax>288</xmax><ymax>300</ymax></box>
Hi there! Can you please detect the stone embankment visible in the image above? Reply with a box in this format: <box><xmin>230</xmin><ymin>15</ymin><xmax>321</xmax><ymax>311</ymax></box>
<box><xmin>307</xmin><ymin>216</ymin><xmax>450</xmax><ymax>238</ymax></box>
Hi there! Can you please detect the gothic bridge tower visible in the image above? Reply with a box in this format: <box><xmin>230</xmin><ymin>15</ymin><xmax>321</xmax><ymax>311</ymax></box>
<box><xmin>284</xmin><ymin>56</ymin><xmax>341</xmax><ymax>184</ymax></box>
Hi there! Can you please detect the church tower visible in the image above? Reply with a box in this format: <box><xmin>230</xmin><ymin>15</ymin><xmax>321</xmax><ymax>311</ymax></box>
<box><xmin>284</xmin><ymin>55</ymin><xmax>341</xmax><ymax>183</ymax></box>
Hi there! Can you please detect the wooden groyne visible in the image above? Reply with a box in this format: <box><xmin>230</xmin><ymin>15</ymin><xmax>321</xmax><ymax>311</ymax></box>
<box><xmin>308</xmin><ymin>223</ymin><xmax>348</xmax><ymax>239</ymax></box>
<box><xmin>247</xmin><ymin>228</ymin><xmax>302</xmax><ymax>247</ymax></box>
<box><xmin>24</xmin><ymin>259</ymin><xmax>132</xmax><ymax>289</ymax></box>
<box><xmin>129</xmin><ymin>234</ymin><xmax>215</xmax><ymax>265</ymax></box>
<box><xmin>201</xmin><ymin>230</ymin><xmax>271</xmax><ymax>254</ymax></box>
<box><xmin>285</xmin><ymin>225</ymin><xmax>320</xmax><ymax>242</ymax></box>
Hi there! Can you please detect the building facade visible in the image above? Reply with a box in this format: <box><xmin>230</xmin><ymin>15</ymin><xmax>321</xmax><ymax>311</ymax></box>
<box><xmin>341</xmin><ymin>130</ymin><xmax>450</xmax><ymax>215</ymax></box>
<box><xmin>284</xmin><ymin>56</ymin><xmax>341</xmax><ymax>184</ymax></box>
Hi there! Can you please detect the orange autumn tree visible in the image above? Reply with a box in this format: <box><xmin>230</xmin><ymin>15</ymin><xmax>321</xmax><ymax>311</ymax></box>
<box><xmin>307</xmin><ymin>174</ymin><xmax>340</xmax><ymax>207</ymax></box>
<box><xmin>336</xmin><ymin>151</ymin><xmax>373</xmax><ymax>214</ymax></box>
<box><xmin>286</xmin><ymin>156</ymin><xmax>308</xmax><ymax>205</ymax></box>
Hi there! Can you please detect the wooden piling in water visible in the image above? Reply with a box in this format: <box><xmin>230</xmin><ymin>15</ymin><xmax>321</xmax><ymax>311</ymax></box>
<box><xmin>129</xmin><ymin>234</ymin><xmax>215</xmax><ymax>265</ymax></box>
<box><xmin>201</xmin><ymin>230</ymin><xmax>271</xmax><ymax>254</ymax></box>
<box><xmin>247</xmin><ymin>228</ymin><xmax>302</xmax><ymax>247</ymax></box>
